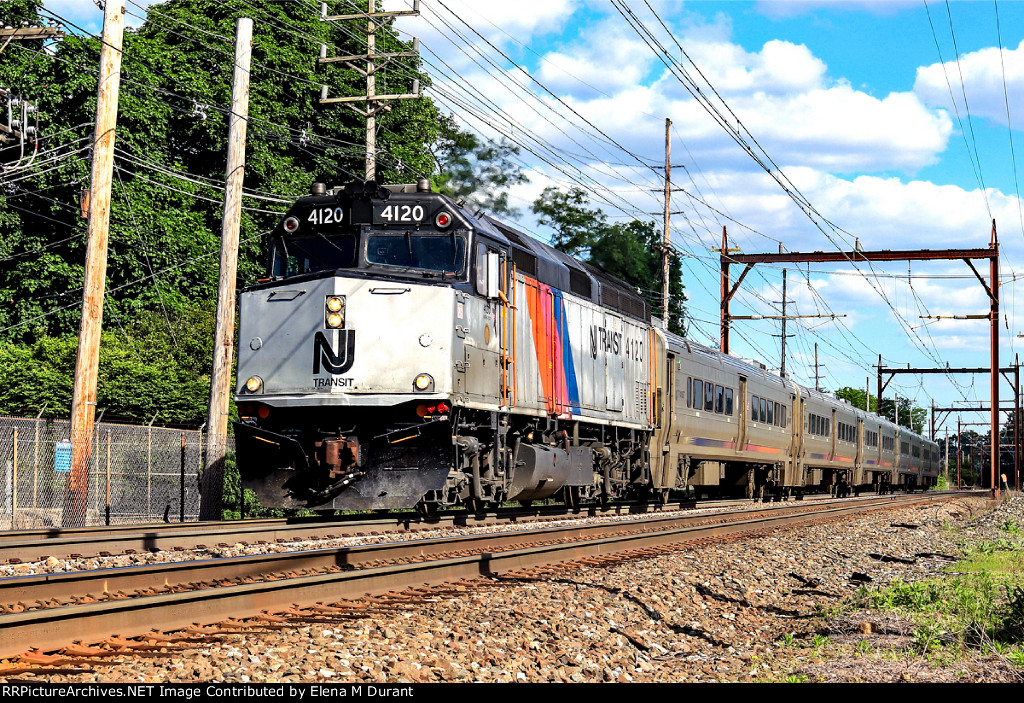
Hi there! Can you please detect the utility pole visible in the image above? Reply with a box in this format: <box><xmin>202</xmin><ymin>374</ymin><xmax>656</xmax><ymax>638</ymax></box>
<box><xmin>990</xmin><ymin>221</ymin><xmax>1000</xmax><ymax>497</ymax></box>
<box><xmin>64</xmin><ymin>0</ymin><xmax>124</xmax><ymax>527</ymax></box>
<box><xmin>202</xmin><ymin>17</ymin><xmax>253</xmax><ymax>522</ymax></box>
<box><xmin>732</xmin><ymin>266</ymin><xmax>843</xmax><ymax>370</ymax></box>
<box><xmin>771</xmin><ymin>269</ymin><xmax>795</xmax><ymax>376</ymax></box>
<box><xmin>1015</xmin><ymin>354</ymin><xmax>1021</xmax><ymax>490</ymax></box>
<box><xmin>865</xmin><ymin>377</ymin><xmax>870</xmax><ymax>412</ymax></box>
<box><xmin>957</xmin><ymin>417</ymin><xmax>962</xmax><ymax>488</ymax></box>
<box><xmin>0</xmin><ymin>25</ymin><xmax>64</xmax><ymax>54</ymax></box>
<box><xmin>662</xmin><ymin>117</ymin><xmax>671</xmax><ymax>330</ymax></box>
<box><xmin>813</xmin><ymin>343</ymin><xmax>823</xmax><ymax>392</ymax></box>
<box><xmin>944</xmin><ymin>427</ymin><xmax>949</xmax><ymax>485</ymax></box>
<box><xmin>319</xmin><ymin>1</ymin><xmax>421</xmax><ymax>180</ymax></box>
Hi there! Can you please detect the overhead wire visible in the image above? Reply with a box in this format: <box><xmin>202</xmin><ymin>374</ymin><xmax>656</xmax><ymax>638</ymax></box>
<box><xmin>617</xmin><ymin>0</ymin><xmax>975</xmax><ymax>397</ymax></box>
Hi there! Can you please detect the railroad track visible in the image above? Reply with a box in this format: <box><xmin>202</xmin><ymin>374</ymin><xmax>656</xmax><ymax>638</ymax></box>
<box><xmin>0</xmin><ymin>490</ymin><xmax>938</xmax><ymax>564</ymax></box>
<box><xmin>0</xmin><ymin>491</ymin><xmax>958</xmax><ymax>661</ymax></box>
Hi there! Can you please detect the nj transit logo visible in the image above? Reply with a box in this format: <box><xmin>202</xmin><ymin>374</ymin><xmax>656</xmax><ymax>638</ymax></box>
<box><xmin>313</xmin><ymin>330</ymin><xmax>356</xmax><ymax>374</ymax></box>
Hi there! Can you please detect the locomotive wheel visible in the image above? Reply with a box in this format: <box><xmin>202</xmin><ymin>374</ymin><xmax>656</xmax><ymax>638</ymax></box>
<box><xmin>466</xmin><ymin>497</ymin><xmax>484</xmax><ymax>515</ymax></box>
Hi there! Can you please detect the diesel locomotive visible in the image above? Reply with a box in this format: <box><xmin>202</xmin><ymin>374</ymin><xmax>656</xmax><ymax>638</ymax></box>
<box><xmin>234</xmin><ymin>179</ymin><xmax>940</xmax><ymax>511</ymax></box>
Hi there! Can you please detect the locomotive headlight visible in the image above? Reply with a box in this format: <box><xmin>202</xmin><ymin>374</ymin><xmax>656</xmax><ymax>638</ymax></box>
<box><xmin>325</xmin><ymin>295</ymin><xmax>346</xmax><ymax>328</ymax></box>
<box><xmin>325</xmin><ymin>296</ymin><xmax>346</xmax><ymax>329</ymax></box>
<box><xmin>283</xmin><ymin>216</ymin><xmax>300</xmax><ymax>233</ymax></box>
<box><xmin>413</xmin><ymin>373</ymin><xmax>433</xmax><ymax>391</ymax></box>
<box><xmin>245</xmin><ymin>375</ymin><xmax>263</xmax><ymax>392</ymax></box>
<box><xmin>435</xmin><ymin>211</ymin><xmax>452</xmax><ymax>229</ymax></box>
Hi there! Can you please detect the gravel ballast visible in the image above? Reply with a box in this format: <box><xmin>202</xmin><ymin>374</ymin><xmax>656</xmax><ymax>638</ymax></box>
<box><xmin>1</xmin><ymin>493</ymin><xmax>1018</xmax><ymax>683</ymax></box>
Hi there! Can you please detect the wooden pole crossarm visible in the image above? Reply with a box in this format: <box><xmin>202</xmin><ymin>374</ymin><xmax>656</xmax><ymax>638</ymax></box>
<box><xmin>731</xmin><ymin>314</ymin><xmax>844</xmax><ymax>320</ymax></box>
<box><xmin>320</xmin><ymin>50</ymin><xmax>418</xmax><ymax>63</ymax></box>
<box><xmin>0</xmin><ymin>28</ymin><xmax>65</xmax><ymax>41</ymax></box>
<box><xmin>320</xmin><ymin>91</ymin><xmax>420</xmax><ymax>105</ymax></box>
<box><xmin>323</xmin><ymin>10</ymin><xmax>421</xmax><ymax>20</ymax></box>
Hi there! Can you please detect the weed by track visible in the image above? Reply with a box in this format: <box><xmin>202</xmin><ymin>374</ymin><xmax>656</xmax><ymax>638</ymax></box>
<box><xmin>773</xmin><ymin>501</ymin><xmax>1024</xmax><ymax>683</ymax></box>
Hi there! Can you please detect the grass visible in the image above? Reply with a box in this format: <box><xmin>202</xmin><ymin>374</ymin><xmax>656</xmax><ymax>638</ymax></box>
<box><xmin>849</xmin><ymin>538</ymin><xmax>1024</xmax><ymax>665</ymax></box>
<box><xmin>999</xmin><ymin>519</ymin><xmax>1023</xmax><ymax>536</ymax></box>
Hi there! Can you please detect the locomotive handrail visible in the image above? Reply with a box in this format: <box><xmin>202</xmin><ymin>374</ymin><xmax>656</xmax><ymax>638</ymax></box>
<box><xmin>511</xmin><ymin>263</ymin><xmax>518</xmax><ymax>408</ymax></box>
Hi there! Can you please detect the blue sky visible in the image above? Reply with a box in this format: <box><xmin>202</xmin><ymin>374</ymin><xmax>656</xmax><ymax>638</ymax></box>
<box><xmin>39</xmin><ymin>1</ymin><xmax>1024</xmax><ymax>431</ymax></box>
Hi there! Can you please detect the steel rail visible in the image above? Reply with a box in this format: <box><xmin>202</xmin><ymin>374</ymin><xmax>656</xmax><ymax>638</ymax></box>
<box><xmin>0</xmin><ymin>492</ymin><xmax>864</xmax><ymax>563</ymax></box>
<box><xmin>0</xmin><ymin>492</ymin><xmax>954</xmax><ymax>659</ymax></box>
<box><xmin>0</xmin><ymin>506</ymin><xmax>583</xmax><ymax>562</ymax></box>
<box><xmin>0</xmin><ymin>493</ymin><xmax>918</xmax><ymax>608</ymax></box>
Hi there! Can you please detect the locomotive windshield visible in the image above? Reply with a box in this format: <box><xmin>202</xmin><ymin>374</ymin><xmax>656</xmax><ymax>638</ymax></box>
<box><xmin>271</xmin><ymin>234</ymin><xmax>358</xmax><ymax>277</ymax></box>
<box><xmin>365</xmin><ymin>231</ymin><xmax>466</xmax><ymax>275</ymax></box>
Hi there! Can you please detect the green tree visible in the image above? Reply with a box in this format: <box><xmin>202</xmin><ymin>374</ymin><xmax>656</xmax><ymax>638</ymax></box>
<box><xmin>834</xmin><ymin>387</ymin><xmax>875</xmax><ymax>413</ymax></box>
<box><xmin>834</xmin><ymin>386</ymin><xmax>925</xmax><ymax>434</ymax></box>
<box><xmin>532</xmin><ymin>186</ymin><xmax>686</xmax><ymax>334</ymax></box>
<box><xmin>0</xmin><ymin>304</ymin><xmax>215</xmax><ymax>423</ymax></box>
<box><xmin>532</xmin><ymin>185</ymin><xmax>606</xmax><ymax>257</ymax></box>
<box><xmin>2</xmin><ymin>0</ymin><xmax>449</xmax><ymax>336</ymax></box>
<box><xmin>0</xmin><ymin>0</ymin><xmax>453</xmax><ymax>423</ymax></box>
<box><xmin>432</xmin><ymin>132</ymin><xmax>527</xmax><ymax>216</ymax></box>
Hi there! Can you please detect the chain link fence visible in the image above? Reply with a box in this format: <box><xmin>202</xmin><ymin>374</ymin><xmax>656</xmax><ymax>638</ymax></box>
<box><xmin>0</xmin><ymin>416</ymin><xmax>214</xmax><ymax>529</ymax></box>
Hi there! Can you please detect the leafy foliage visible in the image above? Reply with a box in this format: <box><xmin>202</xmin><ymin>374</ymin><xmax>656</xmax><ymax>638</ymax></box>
<box><xmin>833</xmin><ymin>386</ymin><xmax>926</xmax><ymax>434</ymax></box>
<box><xmin>0</xmin><ymin>304</ymin><xmax>215</xmax><ymax>423</ymax></box>
<box><xmin>432</xmin><ymin>132</ymin><xmax>527</xmax><ymax>216</ymax></box>
<box><xmin>0</xmin><ymin>0</ymin><xmax>462</xmax><ymax>424</ymax></box>
<box><xmin>853</xmin><ymin>541</ymin><xmax>1024</xmax><ymax>660</ymax></box>
<box><xmin>532</xmin><ymin>186</ymin><xmax>687</xmax><ymax>334</ymax></box>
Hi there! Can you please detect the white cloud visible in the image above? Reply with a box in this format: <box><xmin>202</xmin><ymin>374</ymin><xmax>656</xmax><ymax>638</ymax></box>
<box><xmin>914</xmin><ymin>39</ymin><xmax>1024</xmax><ymax>128</ymax></box>
<box><xmin>439</xmin><ymin>0</ymin><xmax>577</xmax><ymax>38</ymax></box>
<box><xmin>535</xmin><ymin>21</ymin><xmax>656</xmax><ymax>97</ymax></box>
<box><xmin>400</xmin><ymin>0</ymin><xmax>577</xmax><ymax>69</ymax></box>
<box><xmin>685</xmin><ymin>39</ymin><xmax>826</xmax><ymax>94</ymax></box>
<box><xmin>527</xmin><ymin>35</ymin><xmax>952</xmax><ymax>175</ymax></box>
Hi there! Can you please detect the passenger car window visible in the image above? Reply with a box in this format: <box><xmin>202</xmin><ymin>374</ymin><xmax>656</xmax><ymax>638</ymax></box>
<box><xmin>715</xmin><ymin>385</ymin><xmax>724</xmax><ymax>413</ymax></box>
<box><xmin>724</xmin><ymin>388</ymin><xmax>734</xmax><ymax>416</ymax></box>
<box><xmin>704</xmin><ymin>382</ymin><xmax>714</xmax><ymax>412</ymax></box>
<box><xmin>693</xmin><ymin>380</ymin><xmax>702</xmax><ymax>410</ymax></box>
